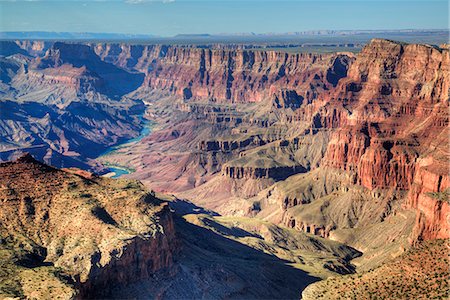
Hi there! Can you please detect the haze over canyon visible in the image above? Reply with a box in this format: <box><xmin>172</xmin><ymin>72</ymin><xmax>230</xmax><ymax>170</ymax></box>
<box><xmin>0</xmin><ymin>31</ymin><xmax>449</xmax><ymax>299</ymax></box>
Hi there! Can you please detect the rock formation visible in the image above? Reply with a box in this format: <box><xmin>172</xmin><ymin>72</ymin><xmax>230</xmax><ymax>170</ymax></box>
<box><xmin>94</xmin><ymin>43</ymin><xmax>353</xmax><ymax>103</ymax></box>
<box><xmin>0</xmin><ymin>42</ymin><xmax>147</xmax><ymax>171</ymax></box>
<box><xmin>0</xmin><ymin>154</ymin><xmax>177</xmax><ymax>299</ymax></box>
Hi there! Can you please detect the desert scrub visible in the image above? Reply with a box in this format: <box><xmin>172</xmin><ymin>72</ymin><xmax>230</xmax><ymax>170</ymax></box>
<box><xmin>426</xmin><ymin>189</ymin><xmax>450</xmax><ymax>203</ymax></box>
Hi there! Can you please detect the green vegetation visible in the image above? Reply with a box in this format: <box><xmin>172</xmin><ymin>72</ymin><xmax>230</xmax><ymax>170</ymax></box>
<box><xmin>302</xmin><ymin>239</ymin><xmax>449</xmax><ymax>300</ymax></box>
<box><xmin>426</xmin><ymin>188</ymin><xmax>450</xmax><ymax>203</ymax></box>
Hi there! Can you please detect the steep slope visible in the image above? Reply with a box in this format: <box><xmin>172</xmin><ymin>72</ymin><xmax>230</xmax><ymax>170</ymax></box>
<box><xmin>1</xmin><ymin>154</ymin><xmax>366</xmax><ymax>299</ymax></box>
<box><xmin>34</xmin><ymin>42</ymin><xmax>144</xmax><ymax>100</ymax></box>
<box><xmin>0</xmin><ymin>41</ymin><xmax>29</xmax><ymax>57</ymax></box>
<box><xmin>0</xmin><ymin>42</ymin><xmax>147</xmax><ymax>171</ymax></box>
<box><xmin>0</xmin><ymin>154</ymin><xmax>176</xmax><ymax>299</ymax></box>
<box><xmin>98</xmin><ymin>44</ymin><xmax>353</xmax><ymax>193</ymax></box>
<box><xmin>302</xmin><ymin>239</ymin><xmax>449</xmax><ymax>299</ymax></box>
<box><xmin>2</xmin><ymin>39</ymin><xmax>448</xmax><ymax>298</ymax></box>
<box><xmin>93</xmin><ymin>43</ymin><xmax>353</xmax><ymax>103</ymax></box>
<box><xmin>7</xmin><ymin>42</ymin><xmax>145</xmax><ymax>104</ymax></box>
<box><xmin>319</xmin><ymin>39</ymin><xmax>449</xmax><ymax>242</ymax></box>
<box><xmin>108</xmin><ymin>195</ymin><xmax>362</xmax><ymax>299</ymax></box>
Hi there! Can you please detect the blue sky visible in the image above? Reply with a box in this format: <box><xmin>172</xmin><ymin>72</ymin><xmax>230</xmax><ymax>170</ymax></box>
<box><xmin>0</xmin><ymin>0</ymin><xmax>448</xmax><ymax>36</ymax></box>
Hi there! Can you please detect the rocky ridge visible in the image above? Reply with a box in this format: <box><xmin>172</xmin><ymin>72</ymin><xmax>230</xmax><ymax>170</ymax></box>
<box><xmin>0</xmin><ymin>154</ymin><xmax>176</xmax><ymax>299</ymax></box>
<box><xmin>0</xmin><ymin>41</ymin><xmax>146</xmax><ymax>171</ymax></box>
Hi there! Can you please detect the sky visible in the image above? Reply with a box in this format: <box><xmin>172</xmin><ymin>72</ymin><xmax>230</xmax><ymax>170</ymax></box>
<box><xmin>0</xmin><ymin>0</ymin><xmax>448</xmax><ymax>36</ymax></box>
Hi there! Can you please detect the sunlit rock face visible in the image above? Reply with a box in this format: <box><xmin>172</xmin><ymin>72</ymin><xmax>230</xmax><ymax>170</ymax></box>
<box><xmin>93</xmin><ymin>43</ymin><xmax>353</xmax><ymax>103</ymax></box>
<box><xmin>0</xmin><ymin>154</ymin><xmax>177</xmax><ymax>299</ymax></box>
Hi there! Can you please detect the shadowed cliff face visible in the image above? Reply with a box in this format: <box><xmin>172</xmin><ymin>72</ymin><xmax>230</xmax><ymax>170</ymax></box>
<box><xmin>36</xmin><ymin>42</ymin><xmax>145</xmax><ymax>99</ymax></box>
<box><xmin>317</xmin><ymin>39</ymin><xmax>449</xmax><ymax>242</ymax></box>
<box><xmin>0</xmin><ymin>41</ymin><xmax>29</xmax><ymax>57</ymax></box>
<box><xmin>0</xmin><ymin>155</ymin><xmax>362</xmax><ymax>299</ymax></box>
<box><xmin>0</xmin><ymin>99</ymin><xmax>144</xmax><ymax>171</ymax></box>
<box><xmin>0</xmin><ymin>41</ymin><xmax>147</xmax><ymax>171</ymax></box>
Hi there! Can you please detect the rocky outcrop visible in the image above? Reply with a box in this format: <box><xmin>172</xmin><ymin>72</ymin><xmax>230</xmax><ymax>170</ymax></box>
<box><xmin>199</xmin><ymin>135</ymin><xmax>285</xmax><ymax>152</ymax></box>
<box><xmin>271</xmin><ymin>89</ymin><xmax>304</xmax><ymax>109</ymax></box>
<box><xmin>0</xmin><ymin>42</ymin><xmax>148</xmax><ymax>171</ymax></box>
<box><xmin>305</xmin><ymin>42</ymin><xmax>448</xmax><ymax>242</ymax></box>
<box><xmin>314</xmin><ymin>40</ymin><xmax>450</xmax><ymax>241</ymax></box>
<box><xmin>15</xmin><ymin>40</ymin><xmax>50</xmax><ymax>56</ymax></box>
<box><xmin>302</xmin><ymin>239</ymin><xmax>449</xmax><ymax>300</ymax></box>
<box><xmin>13</xmin><ymin>64</ymin><xmax>105</xmax><ymax>98</ymax></box>
<box><xmin>200</xmin><ymin>137</ymin><xmax>261</xmax><ymax>152</ymax></box>
<box><xmin>321</xmin><ymin>40</ymin><xmax>449</xmax><ymax>192</ymax></box>
<box><xmin>0</xmin><ymin>154</ymin><xmax>178</xmax><ymax>299</ymax></box>
<box><xmin>222</xmin><ymin>165</ymin><xmax>306</xmax><ymax>181</ymax></box>
<box><xmin>91</xmin><ymin>39</ymin><xmax>449</xmax><ymax>246</ymax></box>
<box><xmin>78</xmin><ymin>205</ymin><xmax>176</xmax><ymax>298</ymax></box>
<box><xmin>406</xmin><ymin>158</ymin><xmax>450</xmax><ymax>242</ymax></box>
<box><xmin>3</xmin><ymin>39</ymin><xmax>448</xmax><ymax>247</ymax></box>
<box><xmin>144</xmin><ymin>49</ymin><xmax>350</xmax><ymax>103</ymax></box>
<box><xmin>35</xmin><ymin>42</ymin><xmax>145</xmax><ymax>99</ymax></box>
<box><xmin>0</xmin><ymin>99</ymin><xmax>143</xmax><ymax>170</ymax></box>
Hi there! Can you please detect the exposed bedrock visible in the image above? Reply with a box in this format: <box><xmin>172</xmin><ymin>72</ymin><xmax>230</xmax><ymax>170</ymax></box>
<box><xmin>254</xmin><ymin>167</ymin><xmax>395</xmax><ymax>239</ymax></box>
<box><xmin>323</xmin><ymin>131</ymin><xmax>418</xmax><ymax>190</ymax></box>
<box><xmin>91</xmin><ymin>40</ymin><xmax>450</xmax><ymax>247</ymax></box>
<box><xmin>222</xmin><ymin>165</ymin><xmax>306</xmax><ymax>181</ymax></box>
<box><xmin>14</xmin><ymin>40</ymin><xmax>51</xmax><ymax>56</ymax></box>
<box><xmin>199</xmin><ymin>135</ymin><xmax>286</xmax><ymax>152</ymax></box>
<box><xmin>405</xmin><ymin>157</ymin><xmax>450</xmax><ymax>242</ymax></box>
<box><xmin>93</xmin><ymin>43</ymin><xmax>353</xmax><ymax>103</ymax></box>
<box><xmin>0</xmin><ymin>155</ymin><xmax>178</xmax><ymax>299</ymax></box>
<box><xmin>8</xmin><ymin>39</ymin><xmax>446</xmax><ymax>246</ymax></box>
<box><xmin>78</xmin><ymin>205</ymin><xmax>177</xmax><ymax>298</ymax></box>
<box><xmin>35</xmin><ymin>42</ymin><xmax>145</xmax><ymax>99</ymax></box>
<box><xmin>229</xmin><ymin>40</ymin><xmax>449</xmax><ymax>243</ymax></box>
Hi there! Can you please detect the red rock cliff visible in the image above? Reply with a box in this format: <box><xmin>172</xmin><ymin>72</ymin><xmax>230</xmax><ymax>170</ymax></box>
<box><xmin>93</xmin><ymin>43</ymin><xmax>353</xmax><ymax>103</ymax></box>
<box><xmin>320</xmin><ymin>39</ymin><xmax>449</xmax><ymax>240</ymax></box>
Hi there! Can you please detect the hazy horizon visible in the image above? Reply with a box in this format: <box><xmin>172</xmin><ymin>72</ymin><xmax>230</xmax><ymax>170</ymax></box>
<box><xmin>0</xmin><ymin>0</ymin><xmax>448</xmax><ymax>37</ymax></box>
<box><xmin>0</xmin><ymin>28</ymin><xmax>448</xmax><ymax>37</ymax></box>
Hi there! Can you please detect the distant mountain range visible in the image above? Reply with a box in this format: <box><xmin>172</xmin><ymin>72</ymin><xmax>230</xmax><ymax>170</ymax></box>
<box><xmin>1</xmin><ymin>29</ymin><xmax>448</xmax><ymax>41</ymax></box>
<box><xmin>0</xmin><ymin>31</ymin><xmax>158</xmax><ymax>40</ymax></box>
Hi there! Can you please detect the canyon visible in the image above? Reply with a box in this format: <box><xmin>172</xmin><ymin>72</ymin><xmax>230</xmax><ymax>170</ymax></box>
<box><xmin>0</xmin><ymin>37</ymin><xmax>449</xmax><ymax>299</ymax></box>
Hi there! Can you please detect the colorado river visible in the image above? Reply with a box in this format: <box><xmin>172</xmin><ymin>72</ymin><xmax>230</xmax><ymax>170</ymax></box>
<box><xmin>100</xmin><ymin>118</ymin><xmax>153</xmax><ymax>178</ymax></box>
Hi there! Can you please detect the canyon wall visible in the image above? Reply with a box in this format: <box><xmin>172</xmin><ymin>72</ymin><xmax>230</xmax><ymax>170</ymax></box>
<box><xmin>0</xmin><ymin>41</ymin><xmax>147</xmax><ymax>171</ymax></box>
<box><xmin>113</xmin><ymin>39</ymin><xmax>448</xmax><ymax>243</ymax></box>
<box><xmin>93</xmin><ymin>43</ymin><xmax>353</xmax><ymax>103</ymax></box>
<box><xmin>405</xmin><ymin>157</ymin><xmax>449</xmax><ymax>241</ymax></box>
<box><xmin>318</xmin><ymin>39</ymin><xmax>449</xmax><ymax>241</ymax></box>
<box><xmin>93</xmin><ymin>40</ymin><xmax>449</xmax><ymax>243</ymax></box>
